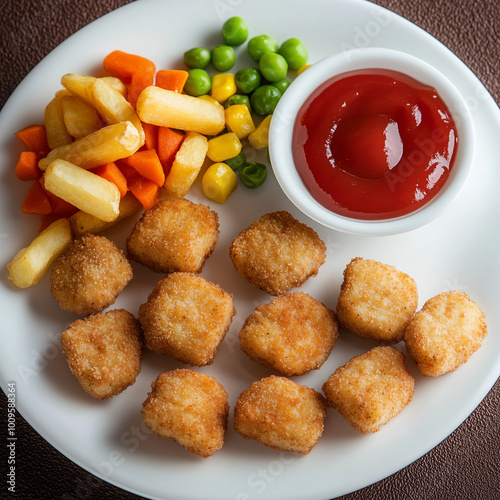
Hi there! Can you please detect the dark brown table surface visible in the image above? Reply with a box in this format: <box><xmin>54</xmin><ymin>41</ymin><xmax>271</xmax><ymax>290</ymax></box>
<box><xmin>1</xmin><ymin>1</ymin><xmax>499</xmax><ymax>499</ymax></box>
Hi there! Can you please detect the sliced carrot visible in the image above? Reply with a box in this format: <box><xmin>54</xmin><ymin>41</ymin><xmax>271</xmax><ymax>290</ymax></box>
<box><xmin>129</xmin><ymin>176</ymin><xmax>161</xmax><ymax>210</ymax></box>
<box><xmin>15</xmin><ymin>125</ymin><xmax>50</xmax><ymax>157</ymax></box>
<box><xmin>15</xmin><ymin>151</ymin><xmax>42</xmax><ymax>181</ymax></box>
<box><xmin>128</xmin><ymin>70</ymin><xmax>155</xmax><ymax>108</ymax></box>
<box><xmin>39</xmin><ymin>214</ymin><xmax>65</xmax><ymax>232</ymax></box>
<box><xmin>118</xmin><ymin>166</ymin><xmax>160</xmax><ymax>210</ymax></box>
<box><xmin>103</xmin><ymin>50</ymin><xmax>156</xmax><ymax>108</ymax></box>
<box><xmin>103</xmin><ymin>50</ymin><xmax>156</xmax><ymax>84</ymax></box>
<box><xmin>142</xmin><ymin>122</ymin><xmax>158</xmax><ymax>151</ymax></box>
<box><xmin>21</xmin><ymin>180</ymin><xmax>52</xmax><ymax>215</ymax></box>
<box><xmin>155</xmin><ymin>69</ymin><xmax>189</xmax><ymax>93</ymax></box>
<box><xmin>47</xmin><ymin>197</ymin><xmax>78</xmax><ymax>217</ymax></box>
<box><xmin>116</xmin><ymin>160</ymin><xmax>137</xmax><ymax>180</ymax></box>
<box><xmin>38</xmin><ymin>176</ymin><xmax>78</xmax><ymax>216</ymax></box>
<box><xmin>44</xmin><ymin>191</ymin><xmax>78</xmax><ymax>217</ymax></box>
<box><xmin>157</xmin><ymin>127</ymin><xmax>184</xmax><ymax>176</ymax></box>
<box><xmin>92</xmin><ymin>162</ymin><xmax>128</xmax><ymax>198</ymax></box>
<box><xmin>122</xmin><ymin>149</ymin><xmax>165</xmax><ymax>187</ymax></box>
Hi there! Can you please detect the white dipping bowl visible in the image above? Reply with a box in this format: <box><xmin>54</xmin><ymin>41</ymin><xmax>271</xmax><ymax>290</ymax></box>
<box><xmin>268</xmin><ymin>48</ymin><xmax>475</xmax><ymax>236</ymax></box>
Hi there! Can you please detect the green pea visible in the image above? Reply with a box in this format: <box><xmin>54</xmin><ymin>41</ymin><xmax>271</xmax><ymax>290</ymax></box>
<box><xmin>225</xmin><ymin>150</ymin><xmax>247</xmax><ymax>171</ymax></box>
<box><xmin>235</xmin><ymin>68</ymin><xmax>262</xmax><ymax>94</ymax></box>
<box><xmin>278</xmin><ymin>38</ymin><xmax>308</xmax><ymax>70</ymax></box>
<box><xmin>239</xmin><ymin>162</ymin><xmax>267</xmax><ymax>188</ymax></box>
<box><xmin>224</xmin><ymin>94</ymin><xmax>252</xmax><ymax>112</ymax></box>
<box><xmin>221</xmin><ymin>16</ymin><xmax>249</xmax><ymax>46</ymax></box>
<box><xmin>184</xmin><ymin>68</ymin><xmax>212</xmax><ymax>96</ymax></box>
<box><xmin>250</xmin><ymin>85</ymin><xmax>282</xmax><ymax>115</ymax></box>
<box><xmin>183</xmin><ymin>47</ymin><xmax>211</xmax><ymax>69</ymax></box>
<box><xmin>259</xmin><ymin>52</ymin><xmax>288</xmax><ymax>82</ymax></box>
<box><xmin>273</xmin><ymin>78</ymin><xmax>291</xmax><ymax>94</ymax></box>
<box><xmin>247</xmin><ymin>35</ymin><xmax>279</xmax><ymax>61</ymax></box>
<box><xmin>211</xmin><ymin>45</ymin><xmax>236</xmax><ymax>72</ymax></box>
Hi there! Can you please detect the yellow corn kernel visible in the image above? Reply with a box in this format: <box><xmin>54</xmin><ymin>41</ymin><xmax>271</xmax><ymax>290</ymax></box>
<box><xmin>248</xmin><ymin>115</ymin><xmax>272</xmax><ymax>150</ymax></box>
<box><xmin>202</xmin><ymin>162</ymin><xmax>237</xmax><ymax>203</ymax></box>
<box><xmin>211</xmin><ymin>73</ymin><xmax>236</xmax><ymax>104</ymax></box>
<box><xmin>197</xmin><ymin>94</ymin><xmax>219</xmax><ymax>105</ymax></box>
<box><xmin>296</xmin><ymin>64</ymin><xmax>311</xmax><ymax>76</ymax></box>
<box><xmin>207</xmin><ymin>132</ymin><xmax>242</xmax><ymax>162</ymax></box>
<box><xmin>225</xmin><ymin>104</ymin><xmax>256</xmax><ymax>140</ymax></box>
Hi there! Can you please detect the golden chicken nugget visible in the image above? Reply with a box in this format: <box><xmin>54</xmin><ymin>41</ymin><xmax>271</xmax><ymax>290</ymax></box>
<box><xmin>138</xmin><ymin>272</ymin><xmax>235</xmax><ymax>366</ymax></box>
<box><xmin>336</xmin><ymin>257</ymin><xmax>418</xmax><ymax>343</ymax></box>
<box><xmin>126</xmin><ymin>198</ymin><xmax>219</xmax><ymax>274</ymax></box>
<box><xmin>239</xmin><ymin>292</ymin><xmax>339</xmax><ymax>376</ymax></box>
<box><xmin>322</xmin><ymin>346</ymin><xmax>414</xmax><ymax>434</ymax></box>
<box><xmin>50</xmin><ymin>234</ymin><xmax>132</xmax><ymax>315</ymax></box>
<box><xmin>234</xmin><ymin>375</ymin><xmax>326</xmax><ymax>455</ymax></box>
<box><xmin>405</xmin><ymin>290</ymin><xmax>487</xmax><ymax>377</ymax></box>
<box><xmin>229</xmin><ymin>211</ymin><xmax>326</xmax><ymax>296</ymax></box>
<box><xmin>142</xmin><ymin>369</ymin><xmax>229</xmax><ymax>458</ymax></box>
<box><xmin>61</xmin><ymin>309</ymin><xmax>143</xmax><ymax>399</ymax></box>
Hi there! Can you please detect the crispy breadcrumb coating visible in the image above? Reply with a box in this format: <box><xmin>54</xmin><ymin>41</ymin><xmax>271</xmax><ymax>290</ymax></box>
<box><xmin>138</xmin><ymin>272</ymin><xmax>235</xmax><ymax>366</ymax></box>
<box><xmin>405</xmin><ymin>290</ymin><xmax>487</xmax><ymax>377</ymax></box>
<box><xmin>61</xmin><ymin>309</ymin><xmax>143</xmax><ymax>399</ymax></box>
<box><xmin>239</xmin><ymin>292</ymin><xmax>339</xmax><ymax>376</ymax></box>
<box><xmin>322</xmin><ymin>346</ymin><xmax>414</xmax><ymax>433</ymax></box>
<box><xmin>126</xmin><ymin>198</ymin><xmax>219</xmax><ymax>274</ymax></box>
<box><xmin>229</xmin><ymin>211</ymin><xmax>326</xmax><ymax>295</ymax></box>
<box><xmin>51</xmin><ymin>234</ymin><xmax>132</xmax><ymax>316</ymax></box>
<box><xmin>336</xmin><ymin>257</ymin><xmax>418</xmax><ymax>343</ymax></box>
<box><xmin>142</xmin><ymin>369</ymin><xmax>229</xmax><ymax>458</ymax></box>
<box><xmin>234</xmin><ymin>375</ymin><xmax>326</xmax><ymax>455</ymax></box>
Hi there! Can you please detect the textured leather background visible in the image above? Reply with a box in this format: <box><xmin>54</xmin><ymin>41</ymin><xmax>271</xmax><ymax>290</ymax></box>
<box><xmin>0</xmin><ymin>1</ymin><xmax>498</xmax><ymax>499</ymax></box>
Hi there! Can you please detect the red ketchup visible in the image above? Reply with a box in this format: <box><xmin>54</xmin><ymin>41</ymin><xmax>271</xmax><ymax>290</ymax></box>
<box><xmin>292</xmin><ymin>70</ymin><xmax>458</xmax><ymax>220</ymax></box>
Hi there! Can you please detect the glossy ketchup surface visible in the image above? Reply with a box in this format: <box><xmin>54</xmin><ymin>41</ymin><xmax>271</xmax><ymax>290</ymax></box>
<box><xmin>292</xmin><ymin>70</ymin><xmax>458</xmax><ymax>220</ymax></box>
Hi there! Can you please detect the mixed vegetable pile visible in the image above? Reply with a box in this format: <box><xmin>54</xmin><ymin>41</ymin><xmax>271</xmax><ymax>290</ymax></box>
<box><xmin>7</xmin><ymin>17</ymin><xmax>309</xmax><ymax>289</ymax></box>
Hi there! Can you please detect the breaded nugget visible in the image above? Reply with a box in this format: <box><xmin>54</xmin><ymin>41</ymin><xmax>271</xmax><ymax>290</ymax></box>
<box><xmin>405</xmin><ymin>290</ymin><xmax>487</xmax><ymax>377</ymax></box>
<box><xmin>61</xmin><ymin>309</ymin><xmax>143</xmax><ymax>399</ymax></box>
<box><xmin>229</xmin><ymin>211</ymin><xmax>326</xmax><ymax>296</ymax></box>
<box><xmin>126</xmin><ymin>198</ymin><xmax>219</xmax><ymax>274</ymax></box>
<box><xmin>51</xmin><ymin>234</ymin><xmax>132</xmax><ymax>315</ymax></box>
<box><xmin>142</xmin><ymin>369</ymin><xmax>229</xmax><ymax>458</ymax></box>
<box><xmin>336</xmin><ymin>257</ymin><xmax>418</xmax><ymax>343</ymax></box>
<box><xmin>322</xmin><ymin>346</ymin><xmax>414</xmax><ymax>433</ymax></box>
<box><xmin>239</xmin><ymin>292</ymin><xmax>339</xmax><ymax>376</ymax></box>
<box><xmin>138</xmin><ymin>272</ymin><xmax>235</xmax><ymax>366</ymax></box>
<box><xmin>234</xmin><ymin>375</ymin><xmax>326</xmax><ymax>455</ymax></box>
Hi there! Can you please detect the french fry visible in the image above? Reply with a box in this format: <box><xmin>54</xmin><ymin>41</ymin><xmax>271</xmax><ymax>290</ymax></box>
<box><xmin>164</xmin><ymin>131</ymin><xmax>208</xmax><ymax>198</ymax></box>
<box><xmin>54</xmin><ymin>89</ymin><xmax>73</xmax><ymax>98</ymax></box>
<box><xmin>100</xmin><ymin>76</ymin><xmax>127</xmax><ymax>97</ymax></box>
<box><xmin>44</xmin><ymin>159</ymin><xmax>120</xmax><ymax>222</ymax></box>
<box><xmin>62</xmin><ymin>73</ymin><xmax>128</xmax><ymax>102</ymax></box>
<box><xmin>7</xmin><ymin>218</ymin><xmax>72</xmax><ymax>288</ymax></box>
<box><xmin>136</xmin><ymin>86</ymin><xmax>225</xmax><ymax>136</ymax></box>
<box><xmin>69</xmin><ymin>192</ymin><xmax>142</xmax><ymax>236</ymax></box>
<box><xmin>91</xmin><ymin>78</ymin><xmax>145</xmax><ymax>143</ymax></box>
<box><xmin>61</xmin><ymin>73</ymin><xmax>96</xmax><ymax>105</ymax></box>
<box><xmin>45</xmin><ymin>96</ymin><xmax>73</xmax><ymax>149</ymax></box>
<box><xmin>61</xmin><ymin>95</ymin><xmax>101</xmax><ymax>139</ymax></box>
<box><xmin>38</xmin><ymin>121</ymin><xmax>142</xmax><ymax>171</ymax></box>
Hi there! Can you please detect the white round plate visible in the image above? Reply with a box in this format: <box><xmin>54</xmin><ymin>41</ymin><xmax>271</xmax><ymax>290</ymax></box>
<box><xmin>1</xmin><ymin>1</ymin><xmax>499</xmax><ymax>499</ymax></box>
